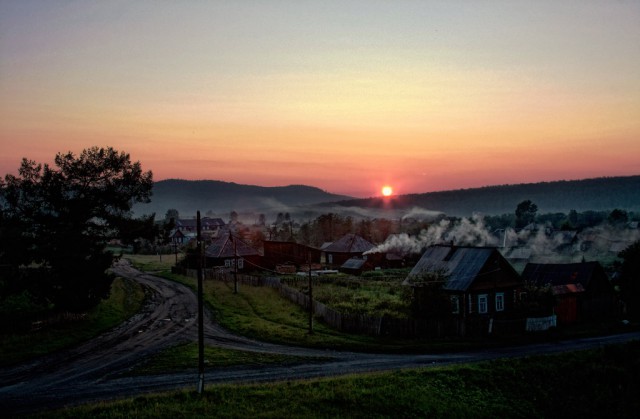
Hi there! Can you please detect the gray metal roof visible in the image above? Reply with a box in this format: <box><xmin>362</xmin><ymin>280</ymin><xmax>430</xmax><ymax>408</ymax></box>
<box><xmin>341</xmin><ymin>258</ymin><xmax>367</xmax><ymax>270</ymax></box>
<box><xmin>406</xmin><ymin>246</ymin><xmax>495</xmax><ymax>292</ymax></box>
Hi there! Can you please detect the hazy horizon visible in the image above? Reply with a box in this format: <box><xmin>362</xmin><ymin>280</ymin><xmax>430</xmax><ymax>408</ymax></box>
<box><xmin>2</xmin><ymin>1</ymin><xmax>639</xmax><ymax>198</ymax></box>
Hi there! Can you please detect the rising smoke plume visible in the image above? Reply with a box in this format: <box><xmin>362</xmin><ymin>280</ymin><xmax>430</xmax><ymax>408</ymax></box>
<box><xmin>366</xmin><ymin>212</ymin><xmax>640</xmax><ymax>264</ymax></box>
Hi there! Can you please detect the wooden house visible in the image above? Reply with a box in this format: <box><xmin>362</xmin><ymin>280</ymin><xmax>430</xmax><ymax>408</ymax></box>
<box><xmin>521</xmin><ymin>261</ymin><xmax>616</xmax><ymax>323</ymax></box>
<box><xmin>404</xmin><ymin>245</ymin><xmax>523</xmax><ymax>320</ymax></box>
<box><xmin>322</xmin><ymin>234</ymin><xmax>375</xmax><ymax>268</ymax></box>
<box><xmin>263</xmin><ymin>240</ymin><xmax>321</xmax><ymax>270</ymax></box>
<box><xmin>204</xmin><ymin>233</ymin><xmax>261</xmax><ymax>272</ymax></box>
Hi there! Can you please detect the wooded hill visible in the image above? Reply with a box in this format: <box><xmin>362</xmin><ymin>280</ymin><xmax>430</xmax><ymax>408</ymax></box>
<box><xmin>134</xmin><ymin>179</ymin><xmax>353</xmax><ymax>217</ymax></box>
<box><xmin>332</xmin><ymin>176</ymin><xmax>640</xmax><ymax>217</ymax></box>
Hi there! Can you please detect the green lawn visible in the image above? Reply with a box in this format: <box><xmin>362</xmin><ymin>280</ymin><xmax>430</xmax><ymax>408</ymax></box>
<box><xmin>35</xmin><ymin>341</ymin><xmax>640</xmax><ymax>418</ymax></box>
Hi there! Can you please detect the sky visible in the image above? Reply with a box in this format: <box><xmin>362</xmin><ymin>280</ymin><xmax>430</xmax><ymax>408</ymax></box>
<box><xmin>1</xmin><ymin>1</ymin><xmax>639</xmax><ymax>198</ymax></box>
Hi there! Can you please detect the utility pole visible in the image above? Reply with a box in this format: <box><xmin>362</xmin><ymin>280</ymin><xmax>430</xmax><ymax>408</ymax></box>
<box><xmin>308</xmin><ymin>249</ymin><xmax>314</xmax><ymax>334</ymax></box>
<box><xmin>230</xmin><ymin>232</ymin><xmax>238</xmax><ymax>294</ymax></box>
<box><xmin>196</xmin><ymin>211</ymin><xmax>205</xmax><ymax>394</ymax></box>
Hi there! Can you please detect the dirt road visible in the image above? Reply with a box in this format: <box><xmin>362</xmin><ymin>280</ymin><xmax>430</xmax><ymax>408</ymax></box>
<box><xmin>1</xmin><ymin>260</ymin><xmax>638</xmax><ymax>415</ymax></box>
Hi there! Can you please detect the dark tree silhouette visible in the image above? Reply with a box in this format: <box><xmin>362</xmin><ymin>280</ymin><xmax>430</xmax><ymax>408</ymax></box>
<box><xmin>515</xmin><ymin>200</ymin><xmax>538</xmax><ymax>228</ymax></box>
<box><xmin>0</xmin><ymin>147</ymin><xmax>153</xmax><ymax>312</ymax></box>
<box><xmin>608</xmin><ymin>209</ymin><xmax>629</xmax><ymax>225</ymax></box>
<box><xmin>618</xmin><ymin>240</ymin><xmax>640</xmax><ymax>319</ymax></box>
<box><xmin>165</xmin><ymin>208</ymin><xmax>179</xmax><ymax>222</ymax></box>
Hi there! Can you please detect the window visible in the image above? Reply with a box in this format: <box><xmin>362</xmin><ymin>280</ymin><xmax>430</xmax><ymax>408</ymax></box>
<box><xmin>468</xmin><ymin>295</ymin><xmax>473</xmax><ymax>313</ymax></box>
<box><xmin>328</xmin><ymin>254</ymin><xmax>333</xmax><ymax>264</ymax></box>
<box><xmin>478</xmin><ymin>294</ymin><xmax>488</xmax><ymax>314</ymax></box>
<box><xmin>451</xmin><ymin>296</ymin><xmax>460</xmax><ymax>314</ymax></box>
<box><xmin>495</xmin><ymin>292</ymin><xmax>505</xmax><ymax>312</ymax></box>
<box><xmin>225</xmin><ymin>259</ymin><xmax>244</xmax><ymax>269</ymax></box>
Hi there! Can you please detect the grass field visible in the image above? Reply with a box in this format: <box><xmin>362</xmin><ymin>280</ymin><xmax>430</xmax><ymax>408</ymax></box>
<box><xmin>282</xmin><ymin>273</ymin><xmax>411</xmax><ymax>318</ymax></box>
<box><xmin>0</xmin><ymin>277</ymin><xmax>145</xmax><ymax>366</ymax></box>
<box><xmin>35</xmin><ymin>341</ymin><xmax>640</xmax><ymax>418</ymax></box>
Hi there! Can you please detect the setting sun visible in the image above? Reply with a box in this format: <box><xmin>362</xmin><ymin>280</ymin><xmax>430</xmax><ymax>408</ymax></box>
<box><xmin>382</xmin><ymin>186</ymin><xmax>393</xmax><ymax>197</ymax></box>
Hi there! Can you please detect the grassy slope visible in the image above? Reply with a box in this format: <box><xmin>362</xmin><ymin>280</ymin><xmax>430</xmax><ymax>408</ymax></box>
<box><xmin>0</xmin><ymin>277</ymin><xmax>145</xmax><ymax>366</ymax></box>
<box><xmin>38</xmin><ymin>341</ymin><xmax>640</xmax><ymax>418</ymax></box>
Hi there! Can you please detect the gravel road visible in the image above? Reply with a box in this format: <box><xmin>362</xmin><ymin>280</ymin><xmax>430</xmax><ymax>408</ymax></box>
<box><xmin>1</xmin><ymin>260</ymin><xmax>638</xmax><ymax>415</ymax></box>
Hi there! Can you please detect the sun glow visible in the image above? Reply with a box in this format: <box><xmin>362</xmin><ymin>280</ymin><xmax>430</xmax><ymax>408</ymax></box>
<box><xmin>381</xmin><ymin>185</ymin><xmax>393</xmax><ymax>197</ymax></box>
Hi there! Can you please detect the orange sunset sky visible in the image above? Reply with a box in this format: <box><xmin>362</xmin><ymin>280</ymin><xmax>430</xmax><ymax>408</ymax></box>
<box><xmin>1</xmin><ymin>1</ymin><xmax>639</xmax><ymax>198</ymax></box>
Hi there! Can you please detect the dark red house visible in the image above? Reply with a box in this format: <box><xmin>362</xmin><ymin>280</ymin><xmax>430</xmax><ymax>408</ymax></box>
<box><xmin>521</xmin><ymin>261</ymin><xmax>616</xmax><ymax>323</ymax></box>
<box><xmin>263</xmin><ymin>240</ymin><xmax>321</xmax><ymax>269</ymax></box>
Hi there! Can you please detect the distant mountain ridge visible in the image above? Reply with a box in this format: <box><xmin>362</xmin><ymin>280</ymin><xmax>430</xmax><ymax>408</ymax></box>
<box><xmin>134</xmin><ymin>179</ymin><xmax>353</xmax><ymax>217</ymax></box>
<box><xmin>135</xmin><ymin>176</ymin><xmax>640</xmax><ymax>218</ymax></box>
<box><xmin>332</xmin><ymin>175</ymin><xmax>640</xmax><ymax>216</ymax></box>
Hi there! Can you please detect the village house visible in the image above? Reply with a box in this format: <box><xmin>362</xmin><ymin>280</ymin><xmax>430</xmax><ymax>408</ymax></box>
<box><xmin>404</xmin><ymin>245</ymin><xmax>524</xmax><ymax>333</ymax></box>
<box><xmin>262</xmin><ymin>240</ymin><xmax>321</xmax><ymax>270</ymax></box>
<box><xmin>322</xmin><ymin>233</ymin><xmax>375</xmax><ymax>268</ymax></box>
<box><xmin>175</xmin><ymin>217</ymin><xmax>225</xmax><ymax>235</ymax></box>
<box><xmin>204</xmin><ymin>233</ymin><xmax>262</xmax><ymax>272</ymax></box>
<box><xmin>521</xmin><ymin>261</ymin><xmax>616</xmax><ymax>324</ymax></box>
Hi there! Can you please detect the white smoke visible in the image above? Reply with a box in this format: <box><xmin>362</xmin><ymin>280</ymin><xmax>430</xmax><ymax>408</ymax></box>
<box><xmin>365</xmin><ymin>214</ymin><xmax>499</xmax><ymax>256</ymax></box>
<box><xmin>401</xmin><ymin>207</ymin><xmax>444</xmax><ymax>221</ymax></box>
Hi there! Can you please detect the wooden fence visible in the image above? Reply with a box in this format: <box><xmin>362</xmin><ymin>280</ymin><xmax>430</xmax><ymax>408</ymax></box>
<box><xmin>175</xmin><ymin>267</ymin><xmax>526</xmax><ymax>338</ymax></box>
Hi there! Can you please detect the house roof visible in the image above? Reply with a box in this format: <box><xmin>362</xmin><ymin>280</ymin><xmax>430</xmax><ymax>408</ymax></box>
<box><xmin>320</xmin><ymin>242</ymin><xmax>333</xmax><ymax>250</ymax></box>
<box><xmin>323</xmin><ymin>234</ymin><xmax>375</xmax><ymax>253</ymax></box>
<box><xmin>176</xmin><ymin>217</ymin><xmax>225</xmax><ymax>229</ymax></box>
<box><xmin>405</xmin><ymin>246</ymin><xmax>499</xmax><ymax>292</ymax></box>
<box><xmin>552</xmin><ymin>283</ymin><xmax>585</xmax><ymax>295</ymax></box>
<box><xmin>205</xmin><ymin>234</ymin><xmax>260</xmax><ymax>258</ymax></box>
<box><xmin>507</xmin><ymin>247</ymin><xmax>532</xmax><ymax>260</ymax></box>
<box><xmin>521</xmin><ymin>261</ymin><xmax>606</xmax><ymax>289</ymax></box>
<box><xmin>341</xmin><ymin>258</ymin><xmax>367</xmax><ymax>270</ymax></box>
